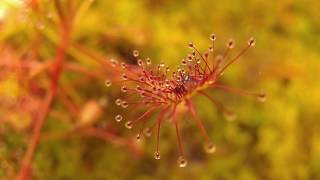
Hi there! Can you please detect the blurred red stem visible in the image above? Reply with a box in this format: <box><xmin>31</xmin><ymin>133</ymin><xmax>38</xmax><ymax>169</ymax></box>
<box><xmin>16</xmin><ymin>23</ymin><xmax>70</xmax><ymax>180</ymax></box>
<box><xmin>57</xmin><ymin>89</ymin><xmax>79</xmax><ymax>117</ymax></box>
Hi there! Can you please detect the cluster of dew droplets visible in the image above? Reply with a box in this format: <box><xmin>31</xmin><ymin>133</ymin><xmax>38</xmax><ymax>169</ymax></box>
<box><xmin>104</xmin><ymin>58</ymin><xmax>122</xmax><ymax>88</ymax></box>
<box><xmin>104</xmin><ymin>72</ymin><xmax>122</xmax><ymax>123</ymax></box>
<box><xmin>104</xmin><ymin>79</ymin><xmax>127</xmax><ymax>123</ymax></box>
<box><xmin>114</xmin><ymin>109</ymin><xmax>132</xmax><ymax>128</ymax></box>
<box><xmin>132</xmin><ymin>49</ymin><xmax>181</xmax><ymax>104</ymax></box>
<box><xmin>113</xmin><ymin>50</ymin><xmax>148</xmax><ymax>132</ymax></box>
<box><xmin>114</xmin><ymin>98</ymin><xmax>129</xmax><ymax>109</ymax></box>
<box><xmin>114</xmin><ymin>103</ymin><xmax>124</xmax><ymax>122</ymax></box>
<box><xmin>112</xmin><ymin>96</ymin><xmax>129</xmax><ymax>123</ymax></box>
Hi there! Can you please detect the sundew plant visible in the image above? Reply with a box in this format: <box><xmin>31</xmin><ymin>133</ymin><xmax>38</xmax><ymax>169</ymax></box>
<box><xmin>2</xmin><ymin>0</ymin><xmax>320</xmax><ymax>179</ymax></box>
<box><xmin>107</xmin><ymin>34</ymin><xmax>266</xmax><ymax>167</ymax></box>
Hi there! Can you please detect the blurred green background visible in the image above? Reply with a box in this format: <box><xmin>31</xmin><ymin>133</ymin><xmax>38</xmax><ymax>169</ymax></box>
<box><xmin>1</xmin><ymin>0</ymin><xmax>320</xmax><ymax>179</ymax></box>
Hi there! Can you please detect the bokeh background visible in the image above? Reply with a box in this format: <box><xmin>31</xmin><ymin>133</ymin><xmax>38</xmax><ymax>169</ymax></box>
<box><xmin>1</xmin><ymin>0</ymin><xmax>320</xmax><ymax>179</ymax></box>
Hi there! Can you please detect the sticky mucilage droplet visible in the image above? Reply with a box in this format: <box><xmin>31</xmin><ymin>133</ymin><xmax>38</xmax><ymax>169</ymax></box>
<box><xmin>177</xmin><ymin>156</ymin><xmax>188</xmax><ymax>167</ymax></box>
<box><xmin>115</xmin><ymin>114</ymin><xmax>123</xmax><ymax>122</ymax></box>
<box><xmin>105</xmin><ymin>80</ymin><xmax>112</xmax><ymax>87</ymax></box>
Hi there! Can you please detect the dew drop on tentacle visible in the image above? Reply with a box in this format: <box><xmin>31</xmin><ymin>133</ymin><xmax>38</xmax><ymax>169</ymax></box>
<box><xmin>188</xmin><ymin>42</ymin><xmax>194</xmax><ymax>49</ymax></box>
<box><xmin>104</xmin><ymin>80</ymin><xmax>112</xmax><ymax>87</ymax></box>
<box><xmin>204</xmin><ymin>142</ymin><xmax>216</xmax><ymax>153</ymax></box>
<box><xmin>181</xmin><ymin>59</ymin><xmax>187</xmax><ymax>66</ymax></box>
<box><xmin>140</xmin><ymin>92</ymin><xmax>146</xmax><ymax>98</ymax></box>
<box><xmin>187</xmin><ymin>54</ymin><xmax>193</xmax><ymax>62</ymax></box>
<box><xmin>172</xmin><ymin>72</ymin><xmax>177</xmax><ymax>78</ymax></box>
<box><xmin>139</xmin><ymin>76</ymin><xmax>145</xmax><ymax>82</ymax></box>
<box><xmin>154</xmin><ymin>151</ymin><xmax>161</xmax><ymax>160</ymax></box>
<box><xmin>115</xmin><ymin>98</ymin><xmax>122</xmax><ymax>106</ymax></box>
<box><xmin>110</xmin><ymin>59</ymin><xmax>119</xmax><ymax>67</ymax></box>
<box><xmin>121</xmin><ymin>101</ymin><xmax>129</xmax><ymax>108</ymax></box>
<box><xmin>177</xmin><ymin>156</ymin><xmax>188</xmax><ymax>167</ymax></box>
<box><xmin>227</xmin><ymin>39</ymin><xmax>235</xmax><ymax>49</ymax></box>
<box><xmin>115</xmin><ymin>114</ymin><xmax>123</xmax><ymax>122</ymax></box>
<box><xmin>257</xmin><ymin>92</ymin><xmax>267</xmax><ymax>102</ymax></box>
<box><xmin>125</xmin><ymin>121</ymin><xmax>133</xmax><ymax>129</ymax></box>
<box><xmin>121</xmin><ymin>62</ymin><xmax>127</xmax><ymax>69</ymax></box>
<box><xmin>136</xmin><ymin>134</ymin><xmax>141</xmax><ymax>141</ymax></box>
<box><xmin>248</xmin><ymin>37</ymin><xmax>256</xmax><ymax>47</ymax></box>
<box><xmin>210</xmin><ymin>33</ymin><xmax>216</xmax><ymax>41</ymax></box>
<box><xmin>136</xmin><ymin>85</ymin><xmax>142</xmax><ymax>91</ymax></box>
<box><xmin>152</xmin><ymin>86</ymin><xmax>157</xmax><ymax>92</ymax></box>
<box><xmin>121</xmin><ymin>85</ymin><xmax>128</xmax><ymax>93</ymax></box>
<box><xmin>133</xmin><ymin>50</ymin><xmax>139</xmax><ymax>57</ymax></box>
<box><xmin>164</xmin><ymin>80</ymin><xmax>170</xmax><ymax>87</ymax></box>
<box><xmin>146</xmin><ymin>57</ymin><xmax>152</xmax><ymax>65</ymax></box>
<box><xmin>122</xmin><ymin>73</ymin><xmax>128</xmax><ymax>80</ymax></box>
<box><xmin>137</xmin><ymin>59</ymin><xmax>143</xmax><ymax>66</ymax></box>
<box><xmin>209</xmin><ymin>46</ymin><xmax>214</xmax><ymax>52</ymax></box>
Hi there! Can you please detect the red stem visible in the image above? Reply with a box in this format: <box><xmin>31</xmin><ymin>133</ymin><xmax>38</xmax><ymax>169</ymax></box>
<box><xmin>16</xmin><ymin>24</ymin><xmax>70</xmax><ymax>180</ymax></box>
<box><xmin>185</xmin><ymin>99</ymin><xmax>211</xmax><ymax>143</ymax></box>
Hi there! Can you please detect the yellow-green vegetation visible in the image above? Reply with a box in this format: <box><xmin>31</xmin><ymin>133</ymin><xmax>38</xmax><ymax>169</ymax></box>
<box><xmin>0</xmin><ymin>0</ymin><xmax>319</xmax><ymax>179</ymax></box>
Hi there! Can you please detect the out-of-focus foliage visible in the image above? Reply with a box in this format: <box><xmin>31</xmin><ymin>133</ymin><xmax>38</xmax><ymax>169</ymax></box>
<box><xmin>1</xmin><ymin>0</ymin><xmax>320</xmax><ymax>179</ymax></box>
